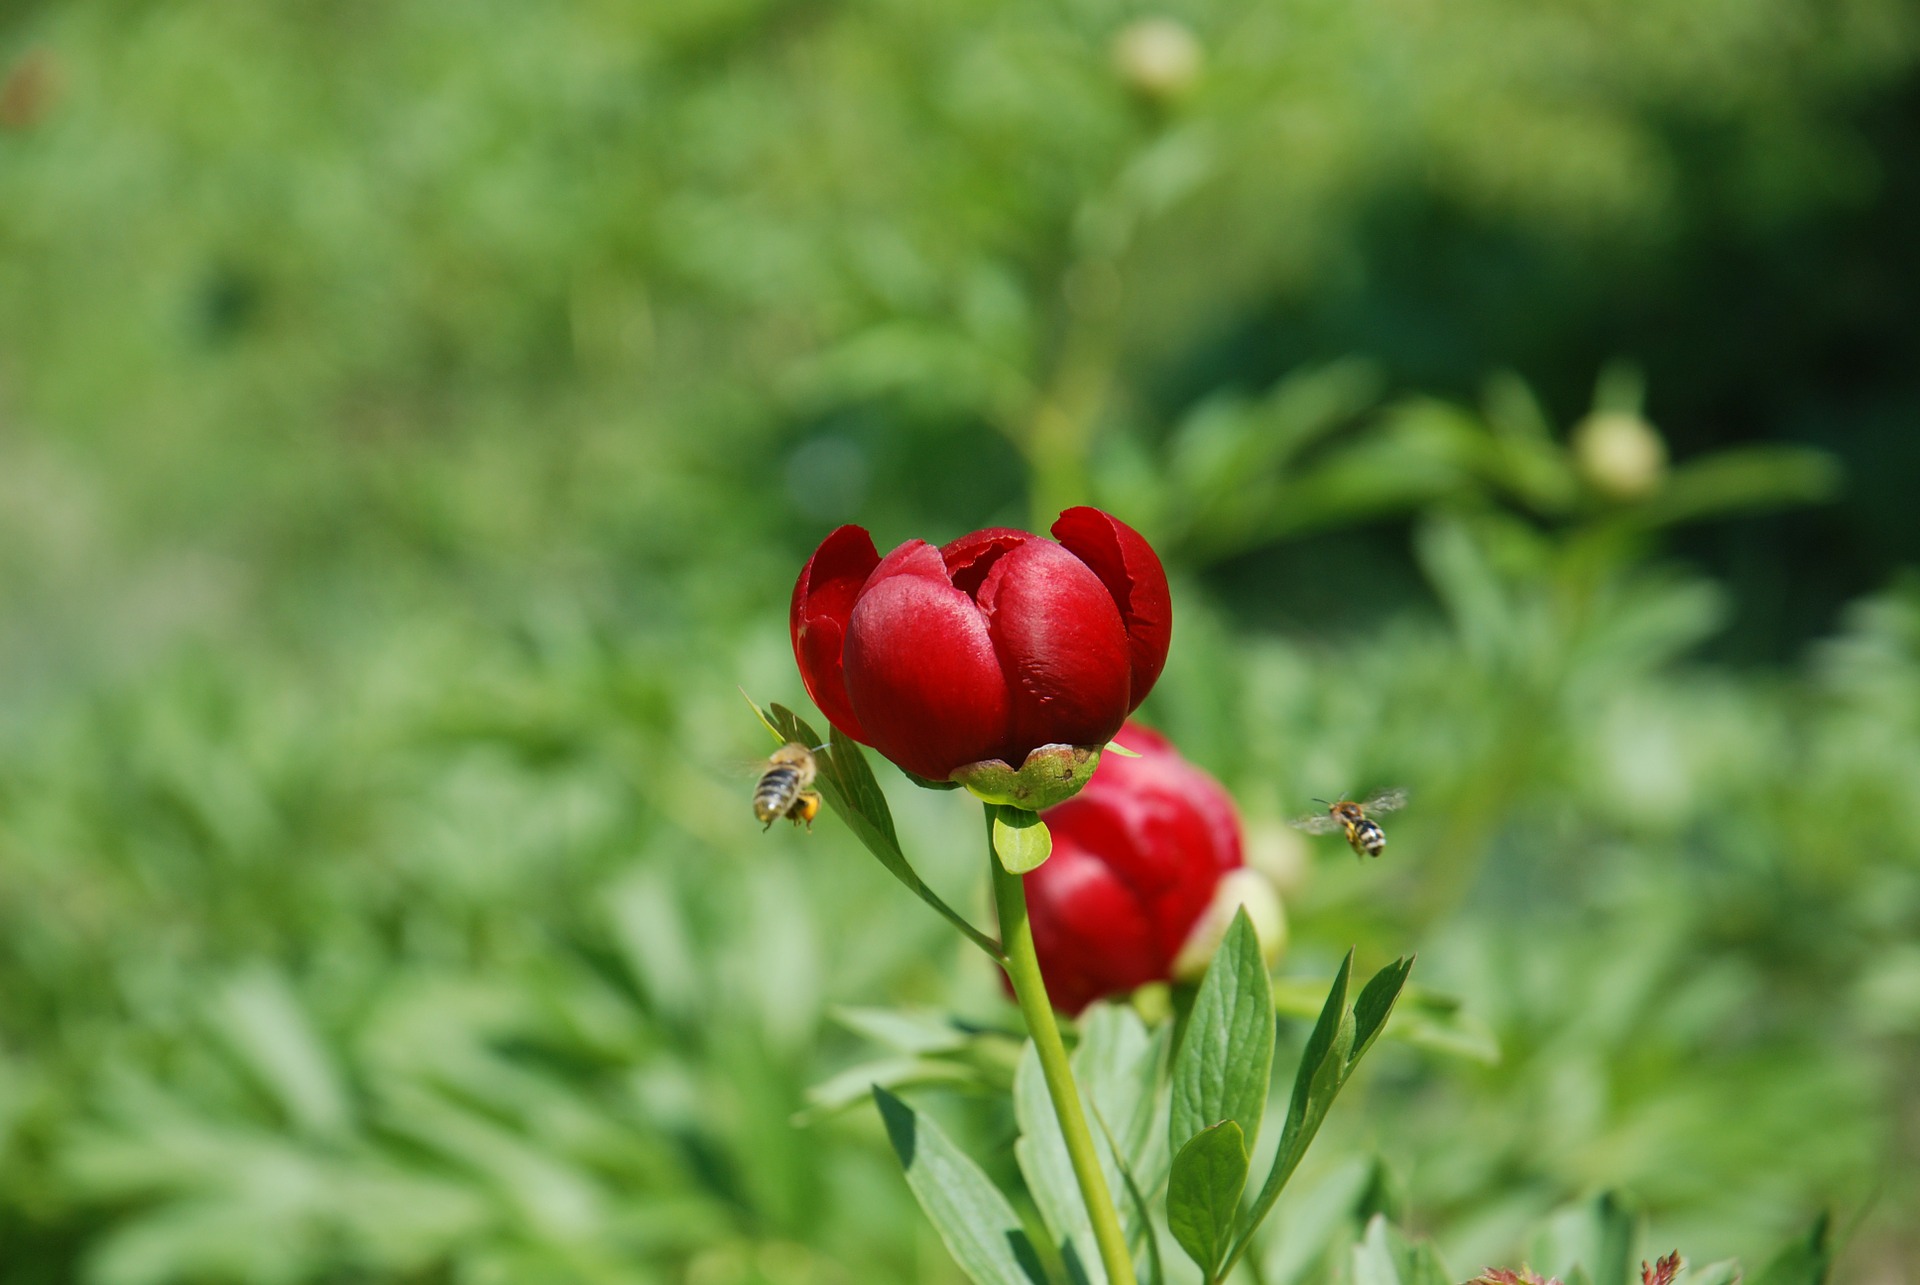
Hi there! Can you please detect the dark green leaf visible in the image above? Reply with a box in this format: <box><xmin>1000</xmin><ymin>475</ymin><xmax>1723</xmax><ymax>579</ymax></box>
<box><xmin>1167</xmin><ymin>1121</ymin><xmax>1249</xmax><ymax>1280</ymax></box>
<box><xmin>1752</xmin><ymin>1213</ymin><xmax>1830</xmax><ymax>1285</ymax></box>
<box><xmin>1169</xmin><ymin>912</ymin><xmax>1274</xmax><ymax>1155</ymax></box>
<box><xmin>872</xmin><ymin>1087</ymin><xmax>1049</xmax><ymax>1285</ymax></box>
<box><xmin>992</xmin><ymin>805</ymin><xmax>1052</xmax><ymax>873</ymax></box>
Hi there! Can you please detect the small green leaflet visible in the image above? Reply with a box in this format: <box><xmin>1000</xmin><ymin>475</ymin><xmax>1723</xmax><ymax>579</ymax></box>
<box><xmin>992</xmin><ymin>805</ymin><xmax>1053</xmax><ymax>873</ymax></box>
<box><xmin>1167</xmin><ymin>1121</ymin><xmax>1249</xmax><ymax>1280</ymax></box>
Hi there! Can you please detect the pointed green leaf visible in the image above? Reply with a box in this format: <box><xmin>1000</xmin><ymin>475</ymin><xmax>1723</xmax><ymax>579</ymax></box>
<box><xmin>1687</xmin><ymin>1261</ymin><xmax>1742</xmax><ymax>1285</ymax></box>
<box><xmin>1283</xmin><ymin>950</ymin><xmax>1354</xmax><ymax>1139</ymax></box>
<box><xmin>1168</xmin><ymin>1121</ymin><xmax>1249</xmax><ymax>1280</ymax></box>
<box><xmin>1592</xmin><ymin>1191</ymin><xmax>1640</xmax><ymax>1285</ymax></box>
<box><xmin>753</xmin><ymin>700</ymin><xmax>1001</xmax><ymax>958</ymax></box>
<box><xmin>1223</xmin><ymin>952</ymin><xmax>1357</xmax><ymax>1277</ymax></box>
<box><xmin>1352</xmin><ymin>1211</ymin><xmax>1456</xmax><ymax>1285</ymax></box>
<box><xmin>1752</xmin><ymin>1213</ymin><xmax>1830</xmax><ymax>1285</ymax></box>
<box><xmin>1348</xmin><ymin>957</ymin><xmax>1415</xmax><ymax>1070</ymax></box>
<box><xmin>992</xmin><ymin>806</ymin><xmax>1053</xmax><ymax>873</ymax></box>
<box><xmin>1273</xmin><ymin>977</ymin><xmax>1498</xmax><ymax>1064</ymax></box>
<box><xmin>872</xmin><ymin>1087</ymin><xmax>1049</xmax><ymax>1285</ymax></box>
<box><xmin>1092</xmin><ymin>1106</ymin><xmax>1166</xmax><ymax>1285</ymax></box>
<box><xmin>1169</xmin><ymin>911</ymin><xmax>1275</xmax><ymax>1154</ymax></box>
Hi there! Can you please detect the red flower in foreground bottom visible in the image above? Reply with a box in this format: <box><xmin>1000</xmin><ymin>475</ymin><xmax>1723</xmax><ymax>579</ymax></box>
<box><xmin>1023</xmin><ymin>723</ymin><xmax>1285</xmax><ymax>1014</ymax></box>
<box><xmin>789</xmin><ymin>508</ymin><xmax>1171</xmax><ymax>786</ymax></box>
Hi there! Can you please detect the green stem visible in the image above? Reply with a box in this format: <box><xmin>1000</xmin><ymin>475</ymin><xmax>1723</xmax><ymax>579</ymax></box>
<box><xmin>987</xmin><ymin>808</ymin><xmax>1138</xmax><ymax>1285</ymax></box>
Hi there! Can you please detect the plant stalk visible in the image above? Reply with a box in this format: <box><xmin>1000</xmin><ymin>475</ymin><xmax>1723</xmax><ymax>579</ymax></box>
<box><xmin>987</xmin><ymin>809</ymin><xmax>1138</xmax><ymax>1285</ymax></box>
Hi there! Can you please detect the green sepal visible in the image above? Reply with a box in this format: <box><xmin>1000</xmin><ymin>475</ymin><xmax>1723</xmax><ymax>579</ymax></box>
<box><xmin>953</xmin><ymin>743</ymin><xmax>1103</xmax><ymax>810</ymax></box>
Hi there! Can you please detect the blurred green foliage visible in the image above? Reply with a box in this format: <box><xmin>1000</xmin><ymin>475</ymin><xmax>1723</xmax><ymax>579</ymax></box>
<box><xmin>2</xmin><ymin>0</ymin><xmax>1918</xmax><ymax>1281</ymax></box>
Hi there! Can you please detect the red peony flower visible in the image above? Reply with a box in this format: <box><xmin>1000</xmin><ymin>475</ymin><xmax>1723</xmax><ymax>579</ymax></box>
<box><xmin>789</xmin><ymin>508</ymin><xmax>1171</xmax><ymax>784</ymax></box>
<box><xmin>1022</xmin><ymin>723</ymin><xmax>1284</xmax><ymax>1014</ymax></box>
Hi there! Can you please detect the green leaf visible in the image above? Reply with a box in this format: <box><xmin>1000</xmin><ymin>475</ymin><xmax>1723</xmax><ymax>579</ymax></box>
<box><xmin>872</xmin><ymin>1087</ymin><xmax>1049</xmax><ymax>1285</ymax></box>
<box><xmin>1347</xmin><ymin>956</ymin><xmax>1415</xmax><ymax>1070</ymax></box>
<box><xmin>1099</xmin><ymin>1119</ymin><xmax>1165</xmax><ymax>1285</ymax></box>
<box><xmin>1592</xmin><ymin>1191</ymin><xmax>1640</xmax><ymax>1285</ymax></box>
<box><xmin>1073</xmin><ymin>1004</ymin><xmax>1165</xmax><ymax>1184</ymax></box>
<box><xmin>1224</xmin><ymin>952</ymin><xmax>1356</xmax><ymax>1276</ymax></box>
<box><xmin>1531</xmin><ymin>1192</ymin><xmax>1641</xmax><ymax>1285</ymax></box>
<box><xmin>1687</xmin><ymin>1261</ymin><xmax>1742</xmax><ymax>1285</ymax></box>
<box><xmin>752</xmin><ymin>700</ymin><xmax>1002</xmax><ymax>958</ymax></box>
<box><xmin>1350</xmin><ymin>1215</ymin><xmax>1454</xmax><ymax>1285</ymax></box>
<box><xmin>992</xmin><ymin>806</ymin><xmax>1053</xmax><ymax>873</ymax></box>
<box><xmin>1282</xmin><ymin>950</ymin><xmax>1355</xmax><ymax>1146</ymax></box>
<box><xmin>1169</xmin><ymin>911</ymin><xmax>1274</xmax><ymax>1155</ymax></box>
<box><xmin>1167</xmin><ymin>1121</ymin><xmax>1249</xmax><ymax>1280</ymax></box>
<box><xmin>1751</xmin><ymin>1213</ymin><xmax>1830</xmax><ymax>1285</ymax></box>
<box><xmin>1273</xmin><ymin>978</ymin><xmax>1498</xmax><ymax>1064</ymax></box>
<box><xmin>1632</xmin><ymin>446</ymin><xmax>1839</xmax><ymax>529</ymax></box>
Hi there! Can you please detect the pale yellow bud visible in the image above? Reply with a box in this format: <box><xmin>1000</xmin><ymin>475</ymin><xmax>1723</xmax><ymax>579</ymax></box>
<box><xmin>1111</xmin><ymin>18</ymin><xmax>1204</xmax><ymax>102</ymax></box>
<box><xmin>1571</xmin><ymin>411</ymin><xmax>1668</xmax><ymax>499</ymax></box>
<box><xmin>1173</xmin><ymin>869</ymin><xmax>1287</xmax><ymax>981</ymax></box>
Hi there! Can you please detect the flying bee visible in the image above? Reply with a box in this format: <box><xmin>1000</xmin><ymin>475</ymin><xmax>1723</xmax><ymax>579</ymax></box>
<box><xmin>753</xmin><ymin>742</ymin><xmax>824</xmax><ymax>831</ymax></box>
<box><xmin>1290</xmin><ymin>788</ymin><xmax>1409</xmax><ymax>859</ymax></box>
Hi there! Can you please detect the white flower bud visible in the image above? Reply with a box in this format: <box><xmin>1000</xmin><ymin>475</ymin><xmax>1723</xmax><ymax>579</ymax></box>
<box><xmin>1173</xmin><ymin>868</ymin><xmax>1287</xmax><ymax>981</ymax></box>
<box><xmin>1572</xmin><ymin>410</ymin><xmax>1668</xmax><ymax>499</ymax></box>
<box><xmin>1111</xmin><ymin>18</ymin><xmax>1204</xmax><ymax>102</ymax></box>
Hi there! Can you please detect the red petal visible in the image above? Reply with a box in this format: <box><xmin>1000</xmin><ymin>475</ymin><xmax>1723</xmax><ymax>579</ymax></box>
<box><xmin>1051</xmin><ymin>508</ymin><xmax>1173</xmax><ymax>711</ymax></box>
<box><xmin>941</xmin><ymin>526</ymin><xmax>1033</xmax><ymax>597</ymax></box>
<box><xmin>1022</xmin><ymin>839</ymin><xmax>1159</xmax><ymax>1014</ymax></box>
<box><xmin>790</xmin><ymin>525</ymin><xmax>880</xmax><ymax>741</ymax></box>
<box><xmin>842</xmin><ymin>541</ymin><xmax>1011</xmax><ymax>780</ymax></box>
<box><xmin>1045</xmin><ymin>723</ymin><xmax>1243</xmax><ymax>965</ymax></box>
<box><xmin>976</xmin><ymin>539</ymin><xmax>1132</xmax><ymax>762</ymax></box>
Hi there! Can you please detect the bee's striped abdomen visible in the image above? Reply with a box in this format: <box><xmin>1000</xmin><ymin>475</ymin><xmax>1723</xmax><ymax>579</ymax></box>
<box><xmin>1354</xmin><ymin>818</ymin><xmax>1386</xmax><ymax>856</ymax></box>
<box><xmin>754</xmin><ymin>764</ymin><xmax>803</xmax><ymax>827</ymax></box>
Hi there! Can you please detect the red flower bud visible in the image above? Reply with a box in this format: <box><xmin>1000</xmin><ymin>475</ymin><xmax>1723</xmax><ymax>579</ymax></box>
<box><xmin>1022</xmin><ymin>723</ymin><xmax>1284</xmax><ymax>1014</ymax></box>
<box><xmin>789</xmin><ymin>509</ymin><xmax>1172</xmax><ymax>783</ymax></box>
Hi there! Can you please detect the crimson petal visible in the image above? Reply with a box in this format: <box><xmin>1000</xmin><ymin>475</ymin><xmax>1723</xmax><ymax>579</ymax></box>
<box><xmin>1051</xmin><ymin>507</ymin><xmax>1172</xmax><ymax>710</ymax></box>
<box><xmin>976</xmin><ymin>538</ymin><xmax>1132</xmax><ymax>762</ymax></box>
<box><xmin>790</xmin><ymin>525</ymin><xmax>880</xmax><ymax>742</ymax></box>
<box><xmin>842</xmin><ymin>541</ymin><xmax>1011</xmax><ymax>780</ymax></box>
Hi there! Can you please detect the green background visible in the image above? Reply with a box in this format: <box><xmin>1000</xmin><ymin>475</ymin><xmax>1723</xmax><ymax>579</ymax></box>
<box><xmin>1</xmin><ymin>0</ymin><xmax>1917</xmax><ymax>1280</ymax></box>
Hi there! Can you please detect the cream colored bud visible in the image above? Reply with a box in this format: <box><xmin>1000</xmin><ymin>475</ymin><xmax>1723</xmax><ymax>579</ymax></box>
<box><xmin>1173</xmin><ymin>869</ymin><xmax>1287</xmax><ymax>981</ymax></box>
<box><xmin>1572</xmin><ymin>410</ymin><xmax>1668</xmax><ymax>499</ymax></box>
<box><xmin>1244</xmin><ymin>821</ymin><xmax>1311</xmax><ymax>897</ymax></box>
<box><xmin>1111</xmin><ymin>18</ymin><xmax>1204</xmax><ymax>102</ymax></box>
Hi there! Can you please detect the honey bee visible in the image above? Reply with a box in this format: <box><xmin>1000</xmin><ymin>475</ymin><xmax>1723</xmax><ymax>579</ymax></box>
<box><xmin>753</xmin><ymin>742</ymin><xmax>824</xmax><ymax>831</ymax></box>
<box><xmin>1290</xmin><ymin>788</ymin><xmax>1409</xmax><ymax>858</ymax></box>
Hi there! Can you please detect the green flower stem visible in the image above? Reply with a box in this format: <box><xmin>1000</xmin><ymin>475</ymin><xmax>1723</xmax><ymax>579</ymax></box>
<box><xmin>987</xmin><ymin>808</ymin><xmax>1139</xmax><ymax>1285</ymax></box>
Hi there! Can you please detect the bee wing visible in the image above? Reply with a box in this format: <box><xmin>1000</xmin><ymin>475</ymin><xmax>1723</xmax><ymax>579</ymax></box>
<box><xmin>1361</xmin><ymin>787</ymin><xmax>1410</xmax><ymax>813</ymax></box>
<box><xmin>1289</xmin><ymin>812</ymin><xmax>1344</xmax><ymax>834</ymax></box>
